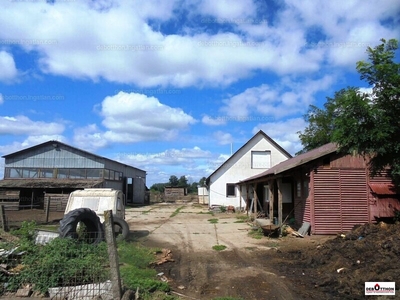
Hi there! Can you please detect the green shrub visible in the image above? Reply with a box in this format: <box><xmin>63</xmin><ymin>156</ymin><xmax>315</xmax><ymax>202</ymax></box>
<box><xmin>6</xmin><ymin>238</ymin><xmax>109</xmax><ymax>294</ymax></box>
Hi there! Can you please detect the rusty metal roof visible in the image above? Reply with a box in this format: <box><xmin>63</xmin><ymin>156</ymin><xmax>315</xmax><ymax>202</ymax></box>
<box><xmin>368</xmin><ymin>183</ymin><xmax>399</xmax><ymax>195</ymax></box>
<box><xmin>0</xmin><ymin>179</ymin><xmax>104</xmax><ymax>189</ymax></box>
<box><xmin>238</xmin><ymin>143</ymin><xmax>338</xmax><ymax>184</ymax></box>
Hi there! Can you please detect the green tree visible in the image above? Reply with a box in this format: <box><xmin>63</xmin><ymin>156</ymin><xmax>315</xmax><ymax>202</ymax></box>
<box><xmin>168</xmin><ymin>175</ymin><xmax>179</xmax><ymax>186</ymax></box>
<box><xmin>199</xmin><ymin>176</ymin><xmax>207</xmax><ymax>187</ymax></box>
<box><xmin>150</xmin><ymin>183</ymin><xmax>167</xmax><ymax>193</ymax></box>
<box><xmin>333</xmin><ymin>38</ymin><xmax>400</xmax><ymax>185</ymax></box>
<box><xmin>298</xmin><ymin>38</ymin><xmax>400</xmax><ymax>185</ymax></box>
<box><xmin>178</xmin><ymin>175</ymin><xmax>188</xmax><ymax>187</ymax></box>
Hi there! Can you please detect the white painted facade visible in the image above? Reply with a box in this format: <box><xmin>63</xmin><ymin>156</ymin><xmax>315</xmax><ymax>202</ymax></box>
<box><xmin>207</xmin><ymin>131</ymin><xmax>291</xmax><ymax>208</ymax></box>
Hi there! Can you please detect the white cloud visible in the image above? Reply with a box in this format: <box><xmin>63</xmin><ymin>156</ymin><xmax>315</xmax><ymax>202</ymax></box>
<box><xmin>73</xmin><ymin>92</ymin><xmax>196</xmax><ymax>149</ymax></box>
<box><xmin>253</xmin><ymin>118</ymin><xmax>307</xmax><ymax>155</ymax></box>
<box><xmin>0</xmin><ymin>115</ymin><xmax>65</xmax><ymax>135</ymax></box>
<box><xmin>0</xmin><ymin>94</ymin><xmax>3</xmax><ymax>105</ymax></box>
<box><xmin>220</xmin><ymin>75</ymin><xmax>335</xmax><ymax>119</ymax></box>
<box><xmin>202</xmin><ymin>115</ymin><xmax>226</xmax><ymax>126</ymax></box>
<box><xmin>198</xmin><ymin>0</ymin><xmax>256</xmax><ymax>20</ymax></box>
<box><xmin>73</xmin><ymin>124</ymin><xmax>108</xmax><ymax>151</ymax></box>
<box><xmin>2</xmin><ymin>1</ymin><xmax>395</xmax><ymax>87</ymax></box>
<box><xmin>99</xmin><ymin>92</ymin><xmax>196</xmax><ymax>143</ymax></box>
<box><xmin>0</xmin><ymin>51</ymin><xmax>18</xmax><ymax>82</ymax></box>
<box><xmin>213</xmin><ymin>131</ymin><xmax>233</xmax><ymax>145</ymax></box>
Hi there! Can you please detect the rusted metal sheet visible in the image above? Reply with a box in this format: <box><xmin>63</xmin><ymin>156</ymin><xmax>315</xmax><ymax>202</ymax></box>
<box><xmin>313</xmin><ymin>169</ymin><xmax>341</xmax><ymax>234</ymax></box>
<box><xmin>312</xmin><ymin>168</ymin><xmax>369</xmax><ymax>235</ymax></box>
<box><xmin>368</xmin><ymin>183</ymin><xmax>398</xmax><ymax>195</ymax></box>
<box><xmin>340</xmin><ymin>169</ymin><xmax>369</xmax><ymax>232</ymax></box>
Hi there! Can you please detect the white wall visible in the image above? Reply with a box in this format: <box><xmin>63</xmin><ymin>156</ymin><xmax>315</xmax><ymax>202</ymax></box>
<box><xmin>208</xmin><ymin>134</ymin><xmax>289</xmax><ymax>208</ymax></box>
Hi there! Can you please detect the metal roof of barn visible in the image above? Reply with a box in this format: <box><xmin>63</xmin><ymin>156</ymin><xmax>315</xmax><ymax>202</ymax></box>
<box><xmin>2</xmin><ymin>140</ymin><xmax>146</xmax><ymax>173</ymax></box>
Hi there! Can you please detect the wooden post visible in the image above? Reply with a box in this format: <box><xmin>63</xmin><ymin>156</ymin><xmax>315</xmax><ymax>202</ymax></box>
<box><xmin>246</xmin><ymin>185</ymin><xmax>249</xmax><ymax>216</ymax></box>
<box><xmin>239</xmin><ymin>185</ymin><xmax>242</xmax><ymax>212</ymax></box>
<box><xmin>31</xmin><ymin>191</ymin><xmax>34</xmax><ymax>209</ymax></box>
<box><xmin>0</xmin><ymin>205</ymin><xmax>7</xmax><ymax>231</ymax></box>
<box><xmin>269</xmin><ymin>180</ymin><xmax>274</xmax><ymax>222</ymax></box>
<box><xmin>45</xmin><ymin>196</ymin><xmax>51</xmax><ymax>223</ymax></box>
<box><xmin>104</xmin><ymin>210</ymin><xmax>122</xmax><ymax>300</ymax></box>
<box><xmin>277</xmin><ymin>178</ymin><xmax>283</xmax><ymax>226</ymax></box>
<box><xmin>253</xmin><ymin>183</ymin><xmax>258</xmax><ymax>216</ymax></box>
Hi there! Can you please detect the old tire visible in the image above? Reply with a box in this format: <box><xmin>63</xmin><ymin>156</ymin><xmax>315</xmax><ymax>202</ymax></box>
<box><xmin>103</xmin><ymin>216</ymin><xmax>129</xmax><ymax>241</ymax></box>
<box><xmin>59</xmin><ymin>208</ymin><xmax>104</xmax><ymax>244</ymax></box>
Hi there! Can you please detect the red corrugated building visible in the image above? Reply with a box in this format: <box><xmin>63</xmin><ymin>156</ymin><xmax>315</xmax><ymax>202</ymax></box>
<box><xmin>238</xmin><ymin>143</ymin><xmax>400</xmax><ymax>235</ymax></box>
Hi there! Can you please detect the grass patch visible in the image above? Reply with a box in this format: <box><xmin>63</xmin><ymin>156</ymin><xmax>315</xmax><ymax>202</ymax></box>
<box><xmin>118</xmin><ymin>242</ymin><xmax>170</xmax><ymax>296</ymax></box>
<box><xmin>35</xmin><ymin>224</ymin><xmax>59</xmax><ymax>232</ymax></box>
<box><xmin>197</xmin><ymin>211</ymin><xmax>214</xmax><ymax>215</ymax></box>
<box><xmin>208</xmin><ymin>218</ymin><xmax>219</xmax><ymax>224</ymax></box>
<box><xmin>170</xmin><ymin>206</ymin><xmax>184</xmax><ymax>217</ymax></box>
<box><xmin>248</xmin><ymin>227</ymin><xmax>264</xmax><ymax>239</ymax></box>
<box><xmin>235</xmin><ymin>215</ymin><xmax>249</xmax><ymax>222</ymax></box>
<box><xmin>212</xmin><ymin>245</ymin><xmax>227</xmax><ymax>251</ymax></box>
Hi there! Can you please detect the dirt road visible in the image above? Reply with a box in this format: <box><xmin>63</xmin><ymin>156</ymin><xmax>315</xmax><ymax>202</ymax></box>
<box><xmin>126</xmin><ymin>202</ymin><xmax>305</xmax><ymax>300</ymax></box>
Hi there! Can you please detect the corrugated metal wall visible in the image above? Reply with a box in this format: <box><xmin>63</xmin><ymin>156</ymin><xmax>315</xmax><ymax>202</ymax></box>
<box><xmin>312</xmin><ymin>168</ymin><xmax>369</xmax><ymax>234</ymax></box>
<box><xmin>313</xmin><ymin>169</ymin><xmax>341</xmax><ymax>234</ymax></box>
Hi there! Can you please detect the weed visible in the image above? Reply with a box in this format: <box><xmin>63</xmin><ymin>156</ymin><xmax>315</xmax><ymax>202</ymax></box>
<box><xmin>170</xmin><ymin>206</ymin><xmax>184</xmax><ymax>218</ymax></box>
<box><xmin>248</xmin><ymin>228</ymin><xmax>264</xmax><ymax>239</ymax></box>
<box><xmin>197</xmin><ymin>211</ymin><xmax>214</xmax><ymax>215</ymax></box>
<box><xmin>236</xmin><ymin>215</ymin><xmax>249</xmax><ymax>221</ymax></box>
<box><xmin>208</xmin><ymin>218</ymin><xmax>218</xmax><ymax>224</ymax></box>
<box><xmin>219</xmin><ymin>206</ymin><xmax>227</xmax><ymax>213</ymax></box>
<box><xmin>118</xmin><ymin>242</ymin><xmax>170</xmax><ymax>294</ymax></box>
<box><xmin>212</xmin><ymin>245</ymin><xmax>227</xmax><ymax>251</ymax></box>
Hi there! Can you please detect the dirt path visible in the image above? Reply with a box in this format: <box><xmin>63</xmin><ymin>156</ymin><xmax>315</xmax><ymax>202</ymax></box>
<box><xmin>126</xmin><ymin>202</ymin><xmax>300</xmax><ymax>300</ymax></box>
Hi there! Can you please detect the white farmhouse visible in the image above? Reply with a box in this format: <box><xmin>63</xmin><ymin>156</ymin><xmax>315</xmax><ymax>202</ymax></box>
<box><xmin>206</xmin><ymin>130</ymin><xmax>291</xmax><ymax>209</ymax></box>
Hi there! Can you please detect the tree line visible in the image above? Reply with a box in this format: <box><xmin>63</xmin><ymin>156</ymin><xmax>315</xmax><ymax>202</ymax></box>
<box><xmin>150</xmin><ymin>175</ymin><xmax>207</xmax><ymax>194</ymax></box>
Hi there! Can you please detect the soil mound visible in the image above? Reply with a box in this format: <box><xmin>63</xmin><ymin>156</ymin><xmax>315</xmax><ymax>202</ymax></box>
<box><xmin>275</xmin><ymin>222</ymin><xmax>400</xmax><ymax>299</ymax></box>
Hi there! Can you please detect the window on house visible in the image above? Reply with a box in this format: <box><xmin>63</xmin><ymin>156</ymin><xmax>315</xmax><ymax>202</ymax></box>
<box><xmin>226</xmin><ymin>184</ymin><xmax>236</xmax><ymax>197</ymax></box>
<box><xmin>251</xmin><ymin>151</ymin><xmax>271</xmax><ymax>169</ymax></box>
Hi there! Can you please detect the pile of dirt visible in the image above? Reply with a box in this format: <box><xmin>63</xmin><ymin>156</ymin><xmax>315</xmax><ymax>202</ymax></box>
<box><xmin>274</xmin><ymin>222</ymin><xmax>400</xmax><ymax>299</ymax></box>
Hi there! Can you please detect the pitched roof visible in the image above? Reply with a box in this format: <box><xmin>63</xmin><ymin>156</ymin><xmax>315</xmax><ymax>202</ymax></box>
<box><xmin>238</xmin><ymin>143</ymin><xmax>338</xmax><ymax>183</ymax></box>
<box><xmin>206</xmin><ymin>130</ymin><xmax>292</xmax><ymax>184</ymax></box>
<box><xmin>2</xmin><ymin>140</ymin><xmax>146</xmax><ymax>173</ymax></box>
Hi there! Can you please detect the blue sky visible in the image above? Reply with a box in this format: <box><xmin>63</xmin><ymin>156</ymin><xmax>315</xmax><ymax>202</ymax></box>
<box><xmin>0</xmin><ymin>0</ymin><xmax>399</xmax><ymax>186</ymax></box>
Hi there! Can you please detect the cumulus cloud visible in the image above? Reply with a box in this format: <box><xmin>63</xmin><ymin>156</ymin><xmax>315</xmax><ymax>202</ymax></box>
<box><xmin>99</xmin><ymin>92</ymin><xmax>196</xmax><ymax>143</ymax></box>
<box><xmin>201</xmin><ymin>115</ymin><xmax>226</xmax><ymax>126</ymax></box>
<box><xmin>0</xmin><ymin>51</ymin><xmax>18</xmax><ymax>82</ymax></box>
<box><xmin>0</xmin><ymin>115</ymin><xmax>65</xmax><ymax>135</ymax></box>
<box><xmin>1</xmin><ymin>1</ymin><xmax>395</xmax><ymax>87</ymax></box>
<box><xmin>73</xmin><ymin>92</ymin><xmax>196</xmax><ymax>148</ymax></box>
<box><xmin>253</xmin><ymin>118</ymin><xmax>308</xmax><ymax>155</ymax></box>
<box><xmin>213</xmin><ymin>131</ymin><xmax>233</xmax><ymax>145</ymax></box>
<box><xmin>220</xmin><ymin>75</ymin><xmax>335</xmax><ymax>119</ymax></box>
